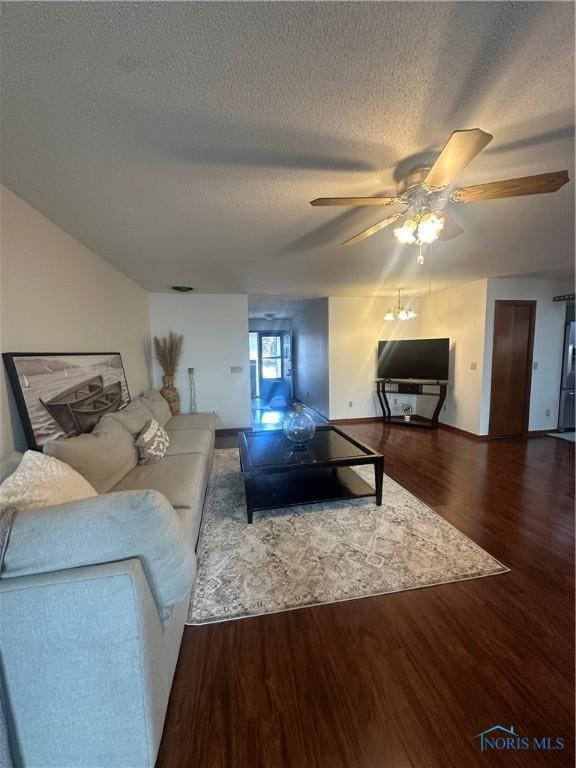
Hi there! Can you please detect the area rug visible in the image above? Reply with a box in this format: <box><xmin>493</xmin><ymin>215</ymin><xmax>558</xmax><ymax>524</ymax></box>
<box><xmin>187</xmin><ymin>449</ymin><xmax>509</xmax><ymax>625</ymax></box>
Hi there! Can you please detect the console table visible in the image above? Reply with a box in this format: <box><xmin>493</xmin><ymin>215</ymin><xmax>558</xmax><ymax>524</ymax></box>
<box><xmin>375</xmin><ymin>379</ymin><xmax>447</xmax><ymax>429</ymax></box>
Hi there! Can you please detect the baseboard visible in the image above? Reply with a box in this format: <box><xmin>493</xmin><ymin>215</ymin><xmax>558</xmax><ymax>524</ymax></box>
<box><xmin>439</xmin><ymin>425</ymin><xmax>559</xmax><ymax>440</ymax></box>
<box><xmin>437</xmin><ymin>422</ymin><xmax>490</xmax><ymax>441</ymax></box>
<box><xmin>319</xmin><ymin>417</ymin><xmax>558</xmax><ymax>441</ymax></box>
<box><xmin>526</xmin><ymin>428</ymin><xmax>559</xmax><ymax>437</ymax></box>
<box><xmin>330</xmin><ymin>417</ymin><xmax>489</xmax><ymax>440</ymax></box>
<box><xmin>330</xmin><ymin>416</ymin><xmax>383</xmax><ymax>425</ymax></box>
<box><xmin>216</xmin><ymin>427</ymin><xmax>252</xmax><ymax>437</ymax></box>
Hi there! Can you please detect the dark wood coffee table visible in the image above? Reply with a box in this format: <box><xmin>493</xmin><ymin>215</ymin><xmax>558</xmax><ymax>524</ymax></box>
<box><xmin>238</xmin><ymin>426</ymin><xmax>384</xmax><ymax>523</ymax></box>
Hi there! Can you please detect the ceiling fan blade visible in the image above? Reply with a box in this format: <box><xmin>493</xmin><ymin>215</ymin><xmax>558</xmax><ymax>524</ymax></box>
<box><xmin>310</xmin><ymin>196</ymin><xmax>399</xmax><ymax>207</ymax></box>
<box><xmin>425</xmin><ymin>129</ymin><xmax>493</xmax><ymax>190</ymax></box>
<box><xmin>438</xmin><ymin>212</ymin><xmax>464</xmax><ymax>241</ymax></box>
<box><xmin>342</xmin><ymin>211</ymin><xmax>406</xmax><ymax>246</ymax></box>
<box><xmin>450</xmin><ymin>170</ymin><xmax>570</xmax><ymax>203</ymax></box>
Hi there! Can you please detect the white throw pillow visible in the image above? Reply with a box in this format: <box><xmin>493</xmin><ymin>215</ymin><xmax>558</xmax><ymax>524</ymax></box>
<box><xmin>0</xmin><ymin>450</ymin><xmax>97</xmax><ymax>512</ymax></box>
<box><xmin>135</xmin><ymin>419</ymin><xmax>170</xmax><ymax>464</ymax></box>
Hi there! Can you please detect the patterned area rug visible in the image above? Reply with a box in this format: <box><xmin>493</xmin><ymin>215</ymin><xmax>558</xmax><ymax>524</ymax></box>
<box><xmin>187</xmin><ymin>449</ymin><xmax>509</xmax><ymax>625</ymax></box>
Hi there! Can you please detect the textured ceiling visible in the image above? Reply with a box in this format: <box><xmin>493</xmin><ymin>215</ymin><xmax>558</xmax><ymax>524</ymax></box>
<box><xmin>1</xmin><ymin>2</ymin><xmax>574</xmax><ymax>296</ymax></box>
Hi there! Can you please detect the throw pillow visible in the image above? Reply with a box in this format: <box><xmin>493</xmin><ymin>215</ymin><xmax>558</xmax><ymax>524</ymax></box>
<box><xmin>43</xmin><ymin>417</ymin><xmax>138</xmax><ymax>493</ymax></box>
<box><xmin>107</xmin><ymin>397</ymin><xmax>155</xmax><ymax>436</ymax></box>
<box><xmin>0</xmin><ymin>450</ymin><xmax>97</xmax><ymax>512</ymax></box>
<box><xmin>135</xmin><ymin>419</ymin><xmax>170</xmax><ymax>464</ymax></box>
<box><xmin>141</xmin><ymin>389</ymin><xmax>172</xmax><ymax>427</ymax></box>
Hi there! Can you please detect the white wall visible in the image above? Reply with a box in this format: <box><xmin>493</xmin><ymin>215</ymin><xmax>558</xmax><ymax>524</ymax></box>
<box><xmin>149</xmin><ymin>293</ymin><xmax>251</xmax><ymax>429</ymax></box>
<box><xmin>0</xmin><ymin>186</ymin><xmax>151</xmax><ymax>458</ymax></box>
<box><xmin>291</xmin><ymin>298</ymin><xmax>329</xmax><ymax>418</ymax></box>
<box><xmin>327</xmin><ymin>277</ymin><xmax>570</xmax><ymax>434</ymax></box>
<box><xmin>416</xmin><ymin>280</ymin><xmax>488</xmax><ymax>434</ymax></box>
<box><xmin>328</xmin><ymin>296</ymin><xmax>419</xmax><ymax>421</ymax></box>
<box><xmin>479</xmin><ymin>277</ymin><xmax>571</xmax><ymax>433</ymax></box>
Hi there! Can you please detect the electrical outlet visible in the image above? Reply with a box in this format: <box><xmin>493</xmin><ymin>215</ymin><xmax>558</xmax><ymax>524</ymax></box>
<box><xmin>470</xmin><ymin>361</ymin><xmax>477</xmax><ymax>371</ymax></box>
<box><xmin>545</xmin><ymin>408</ymin><xmax>551</xmax><ymax>417</ymax></box>
<box><xmin>348</xmin><ymin>400</ymin><xmax>353</xmax><ymax>408</ymax></box>
<box><xmin>533</xmin><ymin>361</ymin><xmax>539</xmax><ymax>370</ymax></box>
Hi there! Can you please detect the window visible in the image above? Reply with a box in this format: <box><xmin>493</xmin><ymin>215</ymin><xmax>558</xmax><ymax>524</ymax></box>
<box><xmin>260</xmin><ymin>334</ymin><xmax>282</xmax><ymax>380</ymax></box>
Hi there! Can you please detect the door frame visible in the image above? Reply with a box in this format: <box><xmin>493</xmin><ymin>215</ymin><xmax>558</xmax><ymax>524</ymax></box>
<box><xmin>488</xmin><ymin>299</ymin><xmax>536</xmax><ymax>437</ymax></box>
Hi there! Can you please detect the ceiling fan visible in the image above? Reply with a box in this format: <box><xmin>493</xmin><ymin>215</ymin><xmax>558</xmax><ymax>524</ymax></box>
<box><xmin>310</xmin><ymin>129</ymin><xmax>570</xmax><ymax>249</ymax></box>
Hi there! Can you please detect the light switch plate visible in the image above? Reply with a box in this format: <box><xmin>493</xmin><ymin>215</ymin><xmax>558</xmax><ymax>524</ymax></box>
<box><xmin>470</xmin><ymin>361</ymin><xmax>478</xmax><ymax>371</ymax></box>
<box><xmin>533</xmin><ymin>361</ymin><xmax>539</xmax><ymax>370</ymax></box>
<box><xmin>230</xmin><ymin>365</ymin><xmax>243</xmax><ymax>374</ymax></box>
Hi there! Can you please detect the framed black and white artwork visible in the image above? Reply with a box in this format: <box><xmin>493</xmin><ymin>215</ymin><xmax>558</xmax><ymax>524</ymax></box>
<box><xmin>3</xmin><ymin>352</ymin><xmax>131</xmax><ymax>450</ymax></box>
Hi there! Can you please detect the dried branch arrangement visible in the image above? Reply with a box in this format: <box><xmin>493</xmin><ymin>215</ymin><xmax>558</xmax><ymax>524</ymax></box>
<box><xmin>153</xmin><ymin>332</ymin><xmax>184</xmax><ymax>377</ymax></box>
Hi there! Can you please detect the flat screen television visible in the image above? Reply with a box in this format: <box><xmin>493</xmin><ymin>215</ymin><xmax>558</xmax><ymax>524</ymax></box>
<box><xmin>377</xmin><ymin>338</ymin><xmax>450</xmax><ymax>381</ymax></box>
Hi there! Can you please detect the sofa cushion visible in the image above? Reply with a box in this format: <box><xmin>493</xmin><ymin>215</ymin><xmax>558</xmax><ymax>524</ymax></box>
<box><xmin>0</xmin><ymin>450</ymin><xmax>97</xmax><ymax>511</ymax></box>
<box><xmin>165</xmin><ymin>412</ymin><xmax>216</xmax><ymax>431</ymax></box>
<box><xmin>3</xmin><ymin>490</ymin><xmax>195</xmax><ymax>614</ymax></box>
<box><xmin>43</xmin><ymin>417</ymin><xmax>138</xmax><ymax>493</ymax></box>
<box><xmin>141</xmin><ymin>389</ymin><xmax>172</xmax><ymax>427</ymax></box>
<box><xmin>165</xmin><ymin>428</ymin><xmax>213</xmax><ymax>457</ymax></box>
<box><xmin>112</xmin><ymin>453</ymin><xmax>209</xmax><ymax>510</ymax></box>
<box><xmin>107</xmin><ymin>397</ymin><xmax>154</xmax><ymax>436</ymax></box>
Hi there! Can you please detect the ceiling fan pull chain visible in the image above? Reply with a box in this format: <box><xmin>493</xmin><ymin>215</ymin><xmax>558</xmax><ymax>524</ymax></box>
<box><xmin>417</xmin><ymin>243</ymin><xmax>424</xmax><ymax>266</ymax></box>
<box><xmin>429</xmin><ymin>244</ymin><xmax>433</xmax><ymax>295</ymax></box>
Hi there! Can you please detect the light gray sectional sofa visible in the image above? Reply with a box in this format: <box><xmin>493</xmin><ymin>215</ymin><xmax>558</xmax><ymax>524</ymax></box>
<box><xmin>0</xmin><ymin>392</ymin><xmax>216</xmax><ymax>768</ymax></box>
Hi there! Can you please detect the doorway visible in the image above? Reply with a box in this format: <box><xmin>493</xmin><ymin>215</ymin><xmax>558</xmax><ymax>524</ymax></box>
<box><xmin>489</xmin><ymin>300</ymin><xmax>536</xmax><ymax>437</ymax></box>
<box><xmin>249</xmin><ymin>331</ymin><xmax>293</xmax><ymax>407</ymax></box>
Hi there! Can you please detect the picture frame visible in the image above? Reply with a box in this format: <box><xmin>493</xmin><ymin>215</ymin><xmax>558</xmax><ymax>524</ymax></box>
<box><xmin>3</xmin><ymin>352</ymin><xmax>131</xmax><ymax>450</ymax></box>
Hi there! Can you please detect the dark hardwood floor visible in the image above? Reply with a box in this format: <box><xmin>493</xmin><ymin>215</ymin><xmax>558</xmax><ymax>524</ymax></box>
<box><xmin>157</xmin><ymin>425</ymin><xmax>574</xmax><ymax>768</ymax></box>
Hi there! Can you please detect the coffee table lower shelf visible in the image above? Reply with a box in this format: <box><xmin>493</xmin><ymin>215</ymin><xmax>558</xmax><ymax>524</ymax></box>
<box><xmin>244</xmin><ymin>466</ymin><xmax>376</xmax><ymax>522</ymax></box>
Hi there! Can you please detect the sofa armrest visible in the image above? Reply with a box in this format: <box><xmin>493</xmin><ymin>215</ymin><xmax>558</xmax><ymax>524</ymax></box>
<box><xmin>2</xmin><ymin>490</ymin><xmax>195</xmax><ymax>617</ymax></box>
<box><xmin>0</xmin><ymin>559</ymin><xmax>183</xmax><ymax>767</ymax></box>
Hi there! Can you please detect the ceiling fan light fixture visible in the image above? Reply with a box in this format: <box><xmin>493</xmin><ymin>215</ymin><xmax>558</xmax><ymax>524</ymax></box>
<box><xmin>394</xmin><ymin>211</ymin><xmax>445</xmax><ymax>247</ymax></box>
<box><xmin>393</xmin><ymin>218</ymin><xmax>418</xmax><ymax>244</ymax></box>
<box><xmin>417</xmin><ymin>211</ymin><xmax>445</xmax><ymax>244</ymax></box>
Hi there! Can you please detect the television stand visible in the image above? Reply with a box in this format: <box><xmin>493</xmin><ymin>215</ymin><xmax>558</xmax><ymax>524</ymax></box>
<box><xmin>375</xmin><ymin>379</ymin><xmax>447</xmax><ymax>429</ymax></box>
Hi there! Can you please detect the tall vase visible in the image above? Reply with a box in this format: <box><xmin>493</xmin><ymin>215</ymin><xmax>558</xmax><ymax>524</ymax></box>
<box><xmin>188</xmin><ymin>367</ymin><xmax>197</xmax><ymax>413</ymax></box>
<box><xmin>161</xmin><ymin>374</ymin><xmax>180</xmax><ymax>416</ymax></box>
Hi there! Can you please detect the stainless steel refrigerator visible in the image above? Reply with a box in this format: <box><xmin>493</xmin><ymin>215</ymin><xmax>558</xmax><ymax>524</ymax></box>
<box><xmin>559</xmin><ymin>321</ymin><xmax>575</xmax><ymax>431</ymax></box>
